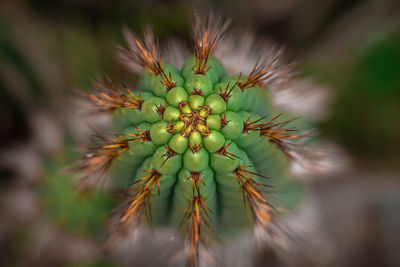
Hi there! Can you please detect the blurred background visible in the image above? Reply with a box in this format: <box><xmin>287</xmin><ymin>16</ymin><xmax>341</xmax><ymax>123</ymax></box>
<box><xmin>0</xmin><ymin>0</ymin><xmax>399</xmax><ymax>266</ymax></box>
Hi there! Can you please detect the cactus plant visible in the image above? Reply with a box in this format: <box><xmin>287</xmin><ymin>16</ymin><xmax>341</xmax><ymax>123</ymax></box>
<box><xmin>79</xmin><ymin>13</ymin><xmax>308</xmax><ymax>267</ymax></box>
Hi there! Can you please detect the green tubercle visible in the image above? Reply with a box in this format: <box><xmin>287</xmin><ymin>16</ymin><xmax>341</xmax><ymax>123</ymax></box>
<box><xmin>189</xmin><ymin>94</ymin><xmax>204</xmax><ymax>109</ymax></box>
<box><xmin>210</xmin><ymin>141</ymin><xmax>240</xmax><ymax>173</ymax></box>
<box><xmin>169</xmin><ymin>134</ymin><xmax>188</xmax><ymax>154</ymax></box>
<box><xmin>206</xmin><ymin>115</ymin><xmax>221</xmax><ymax>130</ymax></box>
<box><xmin>183</xmin><ymin>147</ymin><xmax>209</xmax><ymax>172</ymax></box>
<box><xmin>163</xmin><ymin>106</ymin><xmax>180</xmax><ymax>122</ymax></box>
<box><xmin>166</xmin><ymin>86</ymin><xmax>188</xmax><ymax>107</ymax></box>
<box><xmin>203</xmin><ymin>130</ymin><xmax>225</xmax><ymax>153</ymax></box>
<box><xmin>185</xmin><ymin>74</ymin><xmax>213</xmax><ymax>97</ymax></box>
<box><xmin>104</xmin><ymin>49</ymin><xmax>304</xmax><ymax>259</ymax></box>
<box><xmin>152</xmin><ymin>145</ymin><xmax>182</xmax><ymax>175</ymax></box>
<box><xmin>150</xmin><ymin>121</ymin><xmax>172</xmax><ymax>145</ymax></box>
<box><xmin>127</xmin><ymin>123</ymin><xmax>155</xmax><ymax>156</ymax></box>
<box><xmin>206</xmin><ymin>93</ymin><xmax>226</xmax><ymax>114</ymax></box>
<box><xmin>220</xmin><ymin>111</ymin><xmax>244</xmax><ymax>139</ymax></box>
<box><xmin>141</xmin><ymin>96</ymin><xmax>166</xmax><ymax>123</ymax></box>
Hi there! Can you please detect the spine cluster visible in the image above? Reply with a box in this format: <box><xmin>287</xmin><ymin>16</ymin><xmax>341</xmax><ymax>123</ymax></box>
<box><xmin>79</xmin><ymin>13</ymin><xmax>303</xmax><ymax>267</ymax></box>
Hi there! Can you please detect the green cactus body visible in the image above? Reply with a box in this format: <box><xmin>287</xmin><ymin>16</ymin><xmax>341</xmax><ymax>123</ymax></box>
<box><xmin>82</xmin><ymin>15</ymin><xmax>305</xmax><ymax>267</ymax></box>
<box><xmin>110</xmin><ymin>55</ymin><xmax>301</xmax><ymax>233</ymax></box>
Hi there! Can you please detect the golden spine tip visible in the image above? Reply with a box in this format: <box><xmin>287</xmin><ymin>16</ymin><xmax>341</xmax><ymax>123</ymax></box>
<box><xmin>159</xmin><ymin>69</ymin><xmax>177</xmax><ymax>91</ymax></box>
<box><xmin>180</xmin><ymin>196</ymin><xmax>214</xmax><ymax>267</ymax></box>
<box><xmin>191</xmin><ymin>12</ymin><xmax>230</xmax><ymax>74</ymax></box>
<box><xmin>123</xmin><ymin>27</ymin><xmax>165</xmax><ymax>75</ymax></box>
<box><xmin>258</xmin><ymin>115</ymin><xmax>302</xmax><ymax>156</ymax></box>
<box><xmin>76</xmin><ymin>135</ymin><xmax>131</xmax><ymax>189</ymax></box>
<box><xmin>86</xmin><ymin>76</ymin><xmax>143</xmax><ymax>112</ymax></box>
<box><xmin>125</xmin><ymin>126</ymin><xmax>152</xmax><ymax>143</ymax></box>
<box><xmin>237</xmin><ymin>50</ymin><xmax>286</xmax><ymax>91</ymax></box>
<box><xmin>233</xmin><ymin>166</ymin><xmax>272</xmax><ymax>229</ymax></box>
<box><xmin>121</xmin><ymin>169</ymin><xmax>161</xmax><ymax>225</ymax></box>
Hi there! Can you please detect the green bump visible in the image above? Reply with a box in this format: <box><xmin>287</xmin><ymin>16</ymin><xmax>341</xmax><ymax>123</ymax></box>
<box><xmin>141</xmin><ymin>97</ymin><xmax>166</xmax><ymax>123</ymax></box>
<box><xmin>150</xmin><ymin>121</ymin><xmax>172</xmax><ymax>145</ymax></box>
<box><xmin>172</xmin><ymin>121</ymin><xmax>185</xmax><ymax>132</ymax></box>
<box><xmin>181</xmin><ymin>104</ymin><xmax>192</xmax><ymax>114</ymax></box>
<box><xmin>189</xmin><ymin>132</ymin><xmax>203</xmax><ymax>148</ymax></box>
<box><xmin>205</xmin><ymin>94</ymin><xmax>226</xmax><ymax>114</ymax></box>
<box><xmin>183</xmin><ymin>147</ymin><xmax>209</xmax><ymax>172</ymax></box>
<box><xmin>203</xmin><ymin>130</ymin><xmax>225</xmax><ymax>153</ymax></box>
<box><xmin>152</xmin><ymin>76</ymin><xmax>168</xmax><ymax>97</ymax></box>
<box><xmin>152</xmin><ymin>146</ymin><xmax>182</xmax><ymax>175</ymax></box>
<box><xmin>214</xmin><ymin>82</ymin><xmax>242</xmax><ymax>111</ymax></box>
<box><xmin>189</xmin><ymin>95</ymin><xmax>204</xmax><ymax>110</ymax></box>
<box><xmin>153</xmin><ymin>65</ymin><xmax>184</xmax><ymax>97</ymax></box>
<box><xmin>220</xmin><ymin>111</ymin><xmax>244</xmax><ymax>139</ymax></box>
<box><xmin>210</xmin><ymin>141</ymin><xmax>240</xmax><ymax>173</ymax></box>
<box><xmin>206</xmin><ymin>115</ymin><xmax>221</xmax><ymax>130</ymax></box>
<box><xmin>169</xmin><ymin>134</ymin><xmax>188</xmax><ymax>154</ymax></box>
<box><xmin>127</xmin><ymin>123</ymin><xmax>156</xmax><ymax>156</ymax></box>
<box><xmin>163</xmin><ymin>106</ymin><xmax>180</xmax><ymax>122</ymax></box>
<box><xmin>166</xmin><ymin>87</ymin><xmax>188</xmax><ymax>107</ymax></box>
<box><xmin>236</xmin><ymin>111</ymin><xmax>262</xmax><ymax>148</ymax></box>
<box><xmin>181</xmin><ymin>55</ymin><xmax>222</xmax><ymax>84</ymax></box>
<box><xmin>185</xmin><ymin>74</ymin><xmax>213</xmax><ymax>97</ymax></box>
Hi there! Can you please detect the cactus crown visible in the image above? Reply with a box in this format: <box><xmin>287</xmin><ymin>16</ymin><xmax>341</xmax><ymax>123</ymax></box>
<box><xmin>80</xmin><ymin>12</ymin><xmax>302</xmax><ymax>267</ymax></box>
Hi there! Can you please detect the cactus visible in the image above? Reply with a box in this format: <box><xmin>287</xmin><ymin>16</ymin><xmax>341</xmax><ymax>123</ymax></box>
<box><xmin>79</xmin><ymin>13</ymin><xmax>307</xmax><ymax>267</ymax></box>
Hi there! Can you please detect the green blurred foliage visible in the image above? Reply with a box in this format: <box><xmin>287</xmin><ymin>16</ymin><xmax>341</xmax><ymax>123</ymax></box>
<box><xmin>39</xmin><ymin>170</ymin><xmax>113</xmax><ymax>237</ymax></box>
<box><xmin>39</xmin><ymin>140</ymin><xmax>116</xmax><ymax>238</ymax></box>
<box><xmin>306</xmin><ymin>30</ymin><xmax>400</xmax><ymax>164</ymax></box>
